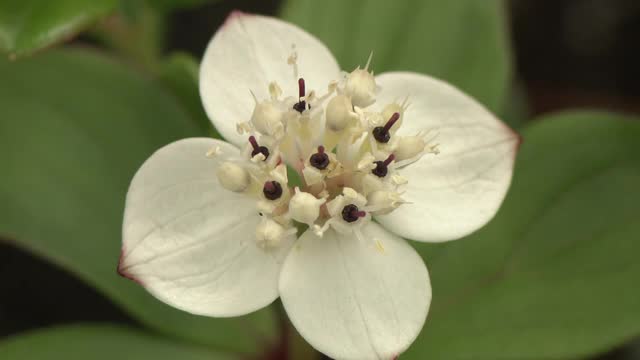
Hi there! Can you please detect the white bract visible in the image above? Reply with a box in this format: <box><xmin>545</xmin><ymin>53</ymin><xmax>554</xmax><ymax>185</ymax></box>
<box><xmin>119</xmin><ymin>12</ymin><xmax>520</xmax><ymax>360</ymax></box>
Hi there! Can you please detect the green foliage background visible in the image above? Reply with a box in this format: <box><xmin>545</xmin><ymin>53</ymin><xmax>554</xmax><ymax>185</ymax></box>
<box><xmin>0</xmin><ymin>0</ymin><xmax>638</xmax><ymax>359</ymax></box>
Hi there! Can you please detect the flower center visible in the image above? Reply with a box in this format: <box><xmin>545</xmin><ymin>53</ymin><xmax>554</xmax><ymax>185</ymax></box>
<box><xmin>293</xmin><ymin>78</ymin><xmax>307</xmax><ymax>113</ymax></box>
<box><xmin>213</xmin><ymin>53</ymin><xmax>440</xmax><ymax>246</ymax></box>
<box><xmin>263</xmin><ymin>181</ymin><xmax>283</xmax><ymax>200</ymax></box>
<box><xmin>341</xmin><ymin>204</ymin><xmax>366</xmax><ymax>223</ymax></box>
<box><xmin>309</xmin><ymin>146</ymin><xmax>329</xmax><ymax>170</ymax></box>
<box><xmin>248</xmin><ymin>135</ymin><xmax>270</xmax><ymax>160</ymax></box>
<box><xmin>371</xmin><ymin>154</ymin><xmax>395</xmax><ymax>178</ymax></box>
<box><xmin>372</xmin><ymin>112</ymin><xmax>400</xmax><ymax>143</ymax></box>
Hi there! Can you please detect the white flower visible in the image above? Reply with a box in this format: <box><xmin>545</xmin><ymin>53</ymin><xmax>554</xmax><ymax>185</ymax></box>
<box><xmin>118</xmin><ymin>12</ymin><xmax>520</xmax><ymax>360</ymax></box>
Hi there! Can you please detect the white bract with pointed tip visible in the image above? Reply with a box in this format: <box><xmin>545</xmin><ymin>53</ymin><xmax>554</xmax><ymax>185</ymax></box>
<box><xmin>119</xmin><ymin>12</ymin><xmax>520</xmax><ymax>360</ymax></box>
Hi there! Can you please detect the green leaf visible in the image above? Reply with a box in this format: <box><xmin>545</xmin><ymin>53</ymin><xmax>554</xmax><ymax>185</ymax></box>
<box><xmin>158</xmin><ymin>52</ymin><xmax>219</xmax><ymax>137</ymax></box>
<box><xmin>146</xmin><ymin>0</ymin><xmax>219</xmax><ymax>12</ymax></box>
<box><xmin>500</xmin><ymin>82</ymin><xmax>530</xmax><ymax>129</ymax></box>
<box><xmin>0</xmin><ymin>0</ymin><xmax>117</xmax><ymax>58</ymax></box>
<box><xmin>407</xmin><ymin>112</ymin><xmax>640</xmax><ymax>359</ymax></box>
<box><xmin>280</xmin><ymin>0</ymin><xmax>510</xmax><ymax>113</ymax></box>
<box><xmin>0</xmin><ymin>49</ymin><xmax>277</xmax><ymax>354</ymax></box>
<box><xmin>0</xmin><ymin>324</ymin><xmax>231</xmax><ymax>359</ymax></box>
<box><xmin>91</xmin><ymin>0</ymin><xmax>165</xmax><ymax>71</ymax></box>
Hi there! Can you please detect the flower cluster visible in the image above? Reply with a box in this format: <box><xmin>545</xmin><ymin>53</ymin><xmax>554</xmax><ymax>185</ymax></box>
<box><xmin>119</xmin><ymin>12</ymin><xmax>520</xmax><ymax>360</ymax></box>
<box><xmin>214</xmin><ymin>50</ymin><xmax>440</xmax><ymax>250</ymax></box>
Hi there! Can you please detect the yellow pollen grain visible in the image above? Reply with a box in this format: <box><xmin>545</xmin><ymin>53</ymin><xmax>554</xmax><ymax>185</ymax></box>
<box><xmin>375</xmin><ymin>239</ymin><xmax>385</xmax><ymax>254</ymax></box>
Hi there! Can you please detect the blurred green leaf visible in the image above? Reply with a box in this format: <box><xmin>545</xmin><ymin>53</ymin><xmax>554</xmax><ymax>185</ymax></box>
<box><xmin>92</xmin><ymin>0</ymin><xmax>165</xmax><ymax>71</ymax></box>
<box><xmin>407</xmin><ymin>112</ymin><xmax>640</xmax><ymax>359</ymax></box>
<box><xmin>147</xmin><ymin>0</ymin><xmax>218</xmax><ymax>12</ymax></box>
<box><xmin>0</xmin><ymin>49</ymin><xmax>277</xmax><ymax>354</ymax></box>
<box><xmin>0</xmin><ymin>0</ymin><xmax>117</xmax><ymax>58</ymax></box>
<box><xmin>280</xmin><ymin>0</ymin><xmax>511</xmax><ymax>114</ymax></box>
<box><xmin>0</xmin><ymin>324</ymin><xmax>230</xmax><ymax>359</ymax></box>
<box><xmin>501</xmin><ymin>82</ymin><xmax>530</xmax><ymax>129</ymax></box>
<box><xmin>159</xmin><ymin>52</ymin><xmax>219</xmax><ymax>137</ymax></box>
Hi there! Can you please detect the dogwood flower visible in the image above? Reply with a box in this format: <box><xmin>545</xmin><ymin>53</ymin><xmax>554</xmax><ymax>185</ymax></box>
<box><xmin>118</xmin><ymin>12</ymin><xmax>520</xmax><ymax>360</ymax></box>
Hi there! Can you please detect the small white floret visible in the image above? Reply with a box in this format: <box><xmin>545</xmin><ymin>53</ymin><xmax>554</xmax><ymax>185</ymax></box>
<box><xmin>255</xmin><ymin>218</ymin><xmax>296</xmax><ymax>249</ymax></box>
<box><xmin>325</xmin><ymin>94</ymin><xmax>357</xmax><ymax>131</ymax></box>
<box><xmin>251</xmin><ymin>101</ymin><xmax>284</xmax><ymax>137</ymax></box>
<box><xmin>288</xmin><ymin>188</ymin><xmax>325</xmax><ymax>225</ymax></box>
<box><xmin>394</xmin><ymin>135</ymin><xmax>426</xmax><ymax>161</ymax></box>
<box><xmin>216</xmin><ymin>161</ymin><xmax>250</xmax><ymax>192</ymax></box>
<box><xmin>366</xmin><ymin>190</ymin><xmax>406</xmax><ymax>215</ymax></box>
<box><xmin>344</xmin><ymin>68</ymin><xmax>377</xmax><ymax>108</ymax></box>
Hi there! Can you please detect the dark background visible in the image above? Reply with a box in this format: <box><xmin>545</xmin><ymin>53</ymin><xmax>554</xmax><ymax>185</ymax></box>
<box><xmin>2</xmin><ymin>0</ymin><xmax>639</xmax><ymax>358</ymax></box>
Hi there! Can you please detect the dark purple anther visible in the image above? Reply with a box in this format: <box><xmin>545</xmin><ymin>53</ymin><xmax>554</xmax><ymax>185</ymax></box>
<box><xmin>371</xmin><ymin>154</ymin><xmax>395</xmax><ymax>178</ymax></box>
<box><xmin>309</xmin><ymin>146</ymin><xmax>330</xmax><ymax>170</ymax></box>
<box><xmin>372</xmin><ymin>112</ymin><xmax>400</xmax><ymax>143</ymax></box>
<box><xmin>341</xmin><ymin>204</ymin><xmax>366</xmax><ymax>223</ymax></box>
<box><xmin>263</xmin><ymin>181</ymin><xmax>283</xmax><ymax>200</ymax></box>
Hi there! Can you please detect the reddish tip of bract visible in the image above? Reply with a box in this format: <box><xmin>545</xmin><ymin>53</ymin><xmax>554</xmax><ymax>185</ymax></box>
<box><xmin>117</xmin><ymin>248</ymin><xmax>143</xmax><ymax>286</ymax></box>
<box><xmin>512</xmin><ymin>130</ymin><xmax>524</xmax><ymax>162</ymax></box>
<box><xmin>222</xmin><ymin>10</ymin><xmax>250</xmax><ymax>29</ymax></box>
<box><xmin>499</xmin><ymin>119</ymin><xmax>523</xmax><ymax>162</ymax></box>
<box><xmin>515</xmin><ymin>131</ymin><xmax>524</xmax><ymax>151</ymax></box>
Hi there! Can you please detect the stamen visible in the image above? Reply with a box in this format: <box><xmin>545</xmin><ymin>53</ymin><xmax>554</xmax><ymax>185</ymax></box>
<box><xmin>293</xmin><ymin>78</ymin><xmax>307</xmax><ymax>113</ymax></box>
<box><xmin>371</xmin><ymin>154</ymin><xmax>395</xmax><ymax>178</ymax></box>
<box><xmin>372</xmin><ymin>112</ymin><xmax>400</xmax><ymax>143</ymax></box>
<box><xmin>248</xmin><ymin>136</ymin><xmax>270</xmax><ymax>160</ymax></box>
<box><xmin>298</xmin><ymin>78</ymin><xmax>305</xmax><ymax>98</ymax></box>
<box><xmin>341</xmin><ymin>204</ymin><xmax>366</xmax><ymax>223</ymax></box>
<box><xmin>263</xmin><ymin>181</ymin><xmax>283</xmax><ymax>200</ymax></box>
<box><xmin>309</xmin><ymin>146</ymin><xmax>330</xmax><ymax>170</ymax></box>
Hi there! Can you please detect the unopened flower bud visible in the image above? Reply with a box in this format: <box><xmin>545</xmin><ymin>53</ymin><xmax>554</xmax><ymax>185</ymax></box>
<box><xmin>255</xmin><ymin>218</ymin><xmax>285</xmax><ymax>248</ymax></box>
<box><xmin>345</xmin><ymin>68</ymin><xmax>376</xmax><ymax>108</ymax></box>
<box><xmin>251</xmin><ymin>102</ymin><xmax>284</xmax><ymax>136</ymax></box>
<box><xmin>216</xmin><ymin>162</ymin><xmax>249</xmax><ymax>192</ymax></box>
<box><xmin>367</xmin><ymin>190</ymin><xmax>404</xmax><ymax>215</ymax></box>
<box><xmin>394</xmin><ymin>136</ymin><xmax>426</xmax><ymax>161</ymax></box>
<box><xmin>302</xmin><ymin>166</ymin><xmax>324</xmax><ymax>186</ymax></box>
<box><xmin>326</xmin><ymin>94</ymin><xmax>355</xmax><ymax>131</ymax></box>
<box><xmin>288</xmin><ymin>188</ymin><xmax>324</xmax><ymax>225</ymax></box>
